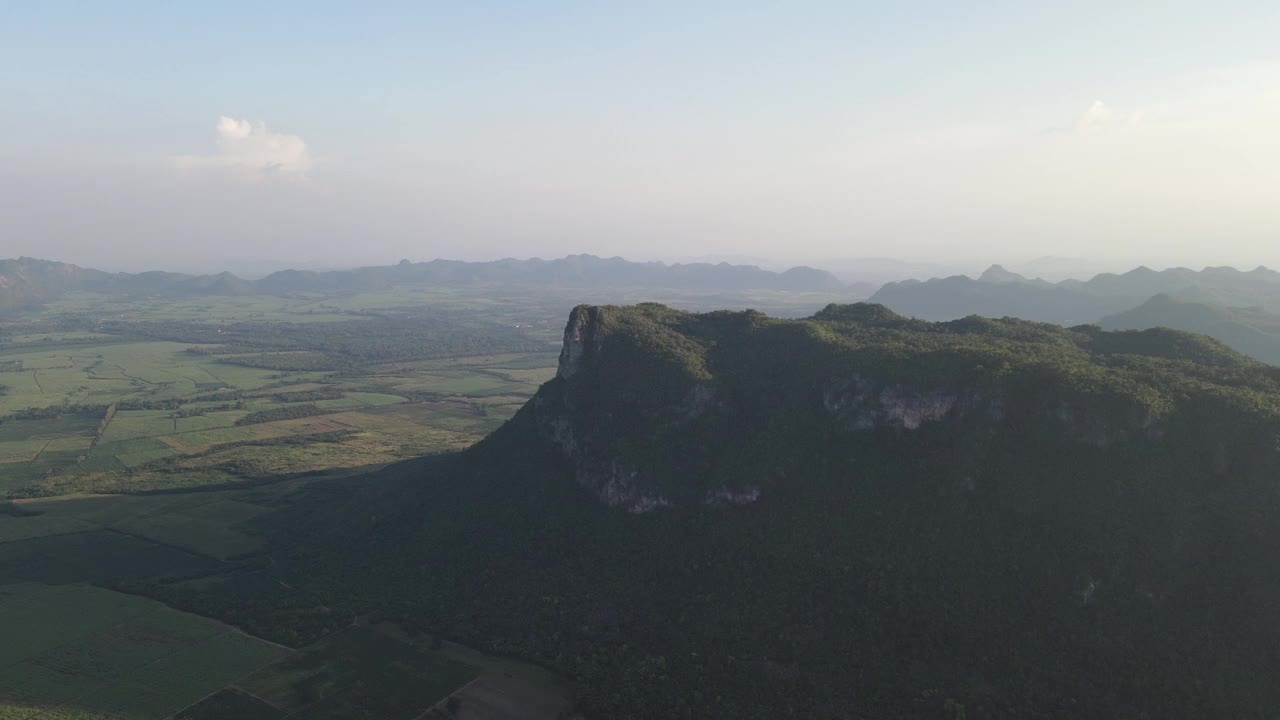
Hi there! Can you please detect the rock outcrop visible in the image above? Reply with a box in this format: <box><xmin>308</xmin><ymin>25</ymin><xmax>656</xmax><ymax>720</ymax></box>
<box><xmin>518</xmin><ymin>303</ymin><xmax>1267</xmax><ymax>512</ymax></box>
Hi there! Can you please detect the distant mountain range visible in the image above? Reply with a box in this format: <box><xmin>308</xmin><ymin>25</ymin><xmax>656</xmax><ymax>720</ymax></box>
<box><xmin>1101</xmin><ymin>294</ymin><xmax>1280</xmax><ymax>366</ymax></box>
<box><xmin>863</xmin><ymin>264</ymin><xmax>1280</xmax><ymax>364</ymax></box>
<box><xmin>871</xmin><ymin>263</ymin><xmax>1280</xmax><ymax>322</ymax></box>
<box><xmin>10</xmin><ymin>254</ymin><xmax>1280</xmax><ymax>367</ymax></box>
<box><xmin>0</xmin><ymin>255</ymin><xmax>854</xmax><ymax>314</ymax></box>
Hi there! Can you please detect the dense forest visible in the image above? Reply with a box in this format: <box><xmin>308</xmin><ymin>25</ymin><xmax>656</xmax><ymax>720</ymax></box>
<box><xmin>129</xmin><ymin>303</ymin><xmax>1280</xmax><ymax>719</ymax></box>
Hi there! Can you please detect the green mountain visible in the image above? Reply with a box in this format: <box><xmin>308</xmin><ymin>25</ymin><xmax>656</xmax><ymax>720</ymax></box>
<box><xmin>1101</xmin><ymin>294</ymin><xmax>1280</xmax><ymax>365</ymax></box>
<box><xmin>178</xmin><ymin>303</ymin><xmax>1280</xmax><ymax>719</ymax></box>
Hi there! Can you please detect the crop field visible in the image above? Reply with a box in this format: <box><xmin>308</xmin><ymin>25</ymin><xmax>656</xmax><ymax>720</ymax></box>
<box><xmin>0</xmin><ymin>488</ymin><xmax>281</xmax><ymax>560</ymax></box>
<box><xmin>0</xmin><ymin>289</ymin><xmax>559</xmax><ymax>499</ymax></box>
<box><xmin>0</xmin><ymin>583</ymin><xmax>290</xmax><ymax>720</ymax></box>
<box><xmin>233</xmin><ymin>626</ymin><xmax>478</xmax><ymax>719</ymax></box>
<box><xmin>0</xmin><ymin>583</ymin><xmax>521</xmax><ymax>720</ymax></box>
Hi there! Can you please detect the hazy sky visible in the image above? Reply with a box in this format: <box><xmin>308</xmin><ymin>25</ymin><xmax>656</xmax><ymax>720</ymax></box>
<box><xmin>3</xmin><ymin>2</ymin><xmax>1280</xmax><ymax>273</ymax></box>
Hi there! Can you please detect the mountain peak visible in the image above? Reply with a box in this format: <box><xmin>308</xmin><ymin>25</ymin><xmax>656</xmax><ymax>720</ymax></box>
<box><xmin>978</xmin><ymin>264</ymin><xmax>1030</xmax><ymax>283</ymax></box>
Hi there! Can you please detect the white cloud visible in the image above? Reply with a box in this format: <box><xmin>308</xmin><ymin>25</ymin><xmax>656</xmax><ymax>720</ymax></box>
<box><xmin>1076</xmin><ymin>100</ymin><xmax>1114</xmax><ymax>130</ymax></box>
<box><xmin>173</xmin><ymin>116</ymin><xmax>310</xmax><ymax>176</ymax></box>
<box><xmin>1073</xmin><ymin>100</ymin><xmax>1142</xmax><ymax>133</ymax></box>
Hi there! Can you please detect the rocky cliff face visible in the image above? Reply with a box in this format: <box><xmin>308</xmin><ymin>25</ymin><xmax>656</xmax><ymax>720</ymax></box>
<box><xmin>518</xmin><ymin>303</ymin><xmax>1232</xmax><ymax>512</ymax></box>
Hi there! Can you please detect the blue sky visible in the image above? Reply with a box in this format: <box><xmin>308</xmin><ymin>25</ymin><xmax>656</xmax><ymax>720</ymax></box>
<box><xmin>3</xmin><ymin>2</ymin><xmax>1279</xmax><ymax>273</ymax></box>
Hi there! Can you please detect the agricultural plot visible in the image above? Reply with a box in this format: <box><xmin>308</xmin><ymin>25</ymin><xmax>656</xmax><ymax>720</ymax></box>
<box><xmin>0</xmin><ymin>583</ymin><xmax>289</xmax><ymax>720</ymax></box>
<box><xmin>1</xmin><ymin>491</ymin><xmax>273</xmax><ymax>560</ymax></box>
<box><xmin>2</xmin><ymin>291</ymin><xmax>557</xmax><ymax>499</ymax></box>
<box><xmin>236</xmin><ymin>626</ymin><xmax>477</xmax><ymax>720</ymax></box>
<box><xmin>0</xmin><ymin>531</ymin><xmax>219</xmax><ymax>586</ymax></box>
<box><xmin>171</xmin><ymin>689</ymin><xmax>283</xmax><ymax>720</ymax></box>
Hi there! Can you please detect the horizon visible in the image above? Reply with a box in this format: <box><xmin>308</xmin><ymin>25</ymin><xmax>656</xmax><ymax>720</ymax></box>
<box><xmin>5</xmin><ymin>251</ymin><xmax>1276</xmax><ymax>287</ymax></box>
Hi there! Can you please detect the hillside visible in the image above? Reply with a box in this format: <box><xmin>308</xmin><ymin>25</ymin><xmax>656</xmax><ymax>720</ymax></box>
<box><xmin>155</xmin><ymin>303</ymin><xmax>1280</xmax><ymax>720</ymax></box>
<box><xmin>0</xmin><ymin>257</ymin><xmax>108</xmax><ymax>314</ymax></box>
<box><xmin>1101</xmin><ymin>294</ymin><xmax>1280</xmax><ymax>365</ymax></box>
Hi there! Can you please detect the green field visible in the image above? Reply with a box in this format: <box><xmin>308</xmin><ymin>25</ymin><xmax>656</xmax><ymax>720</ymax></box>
<box><xmin>0</xmin><ymin>583</ymin><xmax>289</xmax><ymax>720</ymax></box>
<box><xmin>1</xmin><ymin>489</ymin><xmax>277</xmax><ymax>559</ymax></box>
<box><xmin>0</xmin><ymin>289</ymin><xmax>558</xmax><ymax>499</ymax></box>
<box><xmin>235</xmin><ymin>626</ymin><xmax>477</xmax><ymax>719</ymax></box>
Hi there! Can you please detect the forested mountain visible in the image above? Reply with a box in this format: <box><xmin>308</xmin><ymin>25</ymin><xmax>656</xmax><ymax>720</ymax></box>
<box><xmin>172</xmin><ymin>303</ymin><xmax>1280</xmax><ymax>719</ymax></box>
<box><xmin>871</xmin><ymin>264</ymin><xmax>1280</xmax><ymax>323</ymax></box>
<box><xmin>1101</xmin><ymin>294</ymin><xmax>1280</xmax><ymax>365</ymax></box>
<box><xmin>0</xmin><ymin>255</ymin><xmax>847</xmax><ymax>312</ymax></box>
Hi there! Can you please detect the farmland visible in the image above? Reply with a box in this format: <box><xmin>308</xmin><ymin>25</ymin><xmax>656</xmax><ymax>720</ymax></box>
<box><xmin>0</xmin><ymin>582</ymin><xmax>288</xmax><ymax>720</ymax></box>
<box><xmin>0</xmin><ymin>288</ymin><xmax>563</xmax><ymax>499</ymax></box>
<box><xmin>0</xmin><ymin>582</ymin><xmax>557</xmax><ymax>720</ymax></box>
<box><xmin>0</xmin><ymin>286</ymin><xmax>585</xmax><ymax>719</ymax></box>
<box><xmin>0</xmin><ymin>481</ymin><xmax>578</xmax><ymax>719</ymax></box>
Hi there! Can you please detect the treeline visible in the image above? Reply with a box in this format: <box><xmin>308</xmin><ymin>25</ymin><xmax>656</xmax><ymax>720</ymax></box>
<box><xmin>96</xmin><ymin>314</ymin><xmax>546</xmax><ymax>367</ymax></box>
<box><xmin>3</xmin><ymin>403</ymin><xmax>109</xmax><ymax>421</ymax></box>
<box><xmin>272</xmin><ymin>389</ymin><xmax>345</xmax><ymax>403</ymax></box>
<box><xmin>219</xmin><ymin>352</ymin><xmax>343</xmax><ymax>372</ymax></box>
<box><xmin>234</xmin><ymin>404</ymin><xmax>329</xmax><ymax>426</ymax></box>
<box><xmin>89</xmin><ymin>403</ymin><xmax>117</xmax><ymax>449</ymax></box>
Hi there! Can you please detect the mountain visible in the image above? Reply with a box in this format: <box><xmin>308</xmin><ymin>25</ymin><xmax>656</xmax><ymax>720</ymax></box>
<box><xmin>809</xmin><ymin>256</ymin><xmax>975</xmax><ymax>285</ymax></box>
<box><xmin>1101</xmin><ymin>294</ymin><xmax>1280</xmax><ymax>365</ymax></box>
<box><xmin>0</xmin><ymin>257</ymin><xmax>108</xmax><ymax>313</ymax></box>
<box><xmin>870</xmin><ymin>272</ymin><xmax>1130</xmax><ymax>324</ymax></box>
<box><xmin>1010</xmin><ymin>256</ymin><xmax>1123</xmax><ymax>282</ymax></box>
<box><xmin>976</xmin><ymin>263</ymin><xmax>1040</xmax><ymax>284</ymax></box>
<box><xmin>225</xmin><ymin>303</ymin><xmax>1280</xmax><ymax>719</ymax></box>
<box><xmin>0</xmin><ymin>255</ymin><xmax>850</xmax><ymax>313</ymax></box>
<box><xmin>870</xmin><ymin>264</ymin><xmax>1280</xmax><ymax>325</ymax></box>
<box><xmin>255</xmin><ymin>255</ymin><xmax>848</xmax><ymax>293</ymax></box>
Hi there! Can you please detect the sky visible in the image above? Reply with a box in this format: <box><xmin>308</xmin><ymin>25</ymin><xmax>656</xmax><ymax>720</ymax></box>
<box><xmin>2</xmin><ymin>1</ymin><xmax>1280</xmax><ymax>274</ymax></box>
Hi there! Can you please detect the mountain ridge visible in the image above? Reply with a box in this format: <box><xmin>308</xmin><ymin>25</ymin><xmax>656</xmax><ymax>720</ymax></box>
<box><xmin>0</xmin><ymin>255</ymin><xmax>850</xmax><ymax>313</ymax></box>
<box><xmin>872</xmin><ymin>263</ymin><xmax>1280</xmax><ymax>324</ymax></box>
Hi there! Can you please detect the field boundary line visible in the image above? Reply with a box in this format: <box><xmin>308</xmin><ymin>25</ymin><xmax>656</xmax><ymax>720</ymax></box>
<box><xmin>163</xmin><ymin>663</ymin><xmax>291</xmax><ymax>720</ymax></box>
<box><xmin>0</xmin><ymin>528</ymin><xmax>102</xmax><ymax>548</ymax></box>
<box><xmin>100</xmin><ymin>526</ymin><xmax>226</xmax><ymax>564</ymax></box>
<box><xmin>30</xmin><ymin>439</ymin><xmax>53</xmax><ymax>463</ymax></box>
<box><xmin>409</xmin><ymin>676</ymin><xmax>483</xmax><ymax>720</ymax></box>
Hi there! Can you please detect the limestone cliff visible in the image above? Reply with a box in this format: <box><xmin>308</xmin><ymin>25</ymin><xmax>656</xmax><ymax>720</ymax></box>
<box><xmin>515</xmin><ymin>302</ymin><xmax>1273</xmax><ymax>511</ymax></box>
